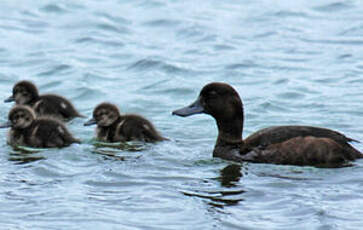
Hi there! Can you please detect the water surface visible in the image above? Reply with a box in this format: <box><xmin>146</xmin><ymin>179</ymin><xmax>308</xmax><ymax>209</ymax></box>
<box><xmin>0</xmin><ymin>0</ymin><xmax>363</xmax><ymax>229</ymax></box>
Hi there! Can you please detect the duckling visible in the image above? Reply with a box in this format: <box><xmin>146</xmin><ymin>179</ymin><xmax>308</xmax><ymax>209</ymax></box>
<box><xmin>0</xmin><ymin>105</ymin><xmax>80</xmax><ymax>148</ymax></box>
<box><xmin>4</xmin><ymin>80</ymin><xmax>83</xmax><ymax>121</ymax></box>
<box><xmin>172</xmin><ymin>82</ymin><xmax>362</xmax><ymax>167</ymax></box>
<box><xmin>84</xmin><ymin>102</ymin><xmax>166</xmax><ymax>142</ymax></box>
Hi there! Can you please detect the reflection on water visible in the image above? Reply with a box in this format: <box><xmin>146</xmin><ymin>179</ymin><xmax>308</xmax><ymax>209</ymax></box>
<box><xmin>218</xmin><ymin>164</ymin><xmax>243</xmax><ymax>188</ymax></box>
<box><xmin>7</xmin><ymin>146</ymin><xmax>46</xmax><ymax>164</ymax></box>
<box><xmin>92</xmin><ymin>140</ymin><xmax>147</xmax><ymax>151</ymax></box>
<box><xmin>90</xmin><ymin>141</ymin><xmax>146</xmax><ymax>161</ymax></box>
<box><xmin>181</xmin><ymin>164</ymin><xmax>245</xmax><ymax>208</ymax></box>
<box><xmin>181</xmin><ymin>189</ymin><xmax>245</xmax><ymax>207</ymax></box>
<box><xmin>8</xmin><ymin>151</ymin><xmax>45</xmax><ymax>164</ymax></box>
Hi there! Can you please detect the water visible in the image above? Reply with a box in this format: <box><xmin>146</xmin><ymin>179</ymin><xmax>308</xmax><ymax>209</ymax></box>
<box><xmin>0</xmin><ymin>0</ymin><xmax>363</xmax><ymax>229</ymax></box>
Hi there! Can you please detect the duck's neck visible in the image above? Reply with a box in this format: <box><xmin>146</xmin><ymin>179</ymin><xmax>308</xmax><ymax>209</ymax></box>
<box><xmin>215</xmin><ymin>118</ymin><xmax>244</xmax><ymax>146</ymax></box>
<box><xmin>212</xmin><ymin>118</ymin><xmax>245</xmax><ymax>161</ymax></box>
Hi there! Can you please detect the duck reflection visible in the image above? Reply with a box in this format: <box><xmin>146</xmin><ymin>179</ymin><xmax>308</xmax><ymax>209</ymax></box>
<box><xmin>7</xmin><ymin>147</ymin><xmax>45</xmax><ymax>164</ymax></box>
<box><xmin>90</xmin><ymin>141</ymin><xmax>144</xmax><ymax>161</ymax></box>
<box><xmin>218</xmin><ymin>164</ymin><xmax>243</xmax><ymax>187</ymax></box>
<box><xmin>181</xmin><ymin>164</ymin><xmax>246</xmax><ymax>208</ymax></box>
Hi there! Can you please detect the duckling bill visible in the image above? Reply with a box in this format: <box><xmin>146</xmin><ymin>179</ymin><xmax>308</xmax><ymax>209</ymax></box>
<box><xmin>0</xmin><ymin>105</ymin><xmax>80</xmax><ymax>148</ymax></box>
<box><xmin>4</xmin><ymin>80</ymin><xmax>83</xmax><ymax>121</ymax></box>
<box><xmin>172</xmin><ymin>82</ymin><xmax>362</xmax><ymax>167</ymax></box>
<box><xmin>84</xmin><ymin>102</ymin><xmax>166</xmax><ymax>143</ymax></box>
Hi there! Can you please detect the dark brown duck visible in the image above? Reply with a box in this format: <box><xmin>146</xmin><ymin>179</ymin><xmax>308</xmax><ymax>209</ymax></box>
<box><xmin>4</xmin><ymin>80</ymin><xmax>83</xmax><ymax>121</ymax></box>
<box><xmin>84</xmin><ymin>102</ymin><xmax>166</xmax><ymax>143</ymax></box>
<box><xmin>0</xmin><ymin>105</ymin><xmax>80</xmax><ymax>148</ymax></box>
<box><xmin>172</xmin><ymin>82</ymin><xmax>362</xmax><ymax>167</ymax></box>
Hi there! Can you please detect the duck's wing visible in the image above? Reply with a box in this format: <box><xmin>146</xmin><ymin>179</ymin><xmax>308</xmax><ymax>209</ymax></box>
<box><xmin>244</xmin><ymin>125</ymin><xmax>358</xmax><ymax>149</ymax></box>
<box><xmin>241</xmin><ymin>136</ymin><xmax>361</xmax><ymax>167</ymax></box>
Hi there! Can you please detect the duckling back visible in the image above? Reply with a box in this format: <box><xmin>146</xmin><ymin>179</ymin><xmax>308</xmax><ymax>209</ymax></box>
<box><xmin>34</xmin><ymin>94</ymin><xmax>83</xmax><ymax>121</ymax></box>
<box><xmin>115</xmin><ymin>114</ymin><xmax>166</xmax><ymax>142</ymax></box>
<box><xmin>28</xmin><ymin>117</ymin><xmax>80</xmax><ymax>148</ymax></box>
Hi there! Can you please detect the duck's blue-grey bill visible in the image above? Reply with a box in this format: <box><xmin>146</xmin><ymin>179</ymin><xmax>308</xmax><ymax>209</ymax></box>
<box><xmin>4</xmin><ymin>95</ymin><xmax>14</xmax><ymax>103</ymax></box>
<box><xmin>172</xmin><ymin>97</ymin><xmax>204</xmax><ymax>117</ymax></box>
<box><xmin>0</xmin><ymin>121</ymin><xmax>12</xmax><ymax>128</ymax></box>
<box><xmin>84</xmin><ymin>118</ymin><xmax>97</xmax><ymax>126</ymax></box>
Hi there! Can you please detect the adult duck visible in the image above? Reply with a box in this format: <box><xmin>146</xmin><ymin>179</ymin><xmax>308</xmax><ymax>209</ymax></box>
<box><xmin>172</xmin><ymin>82</ymin><xmax>362</xmax><ymax>167</ymax></box>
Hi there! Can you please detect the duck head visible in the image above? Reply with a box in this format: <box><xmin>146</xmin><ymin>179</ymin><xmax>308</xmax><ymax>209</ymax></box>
<box><xmin>172</xmin><ymin>82</ymin><xmax>244</xmax><ymax>143</ymax></box>
<box><xmin>84</xmin><ymin>102</ymin><xmax>120</xmax><ymax>127</ymax></box>
<box><xmin>4</xmin><ymin>81</ymin><xmax>39</xmax><ymax>105</ymax></box>
<box><xmin>173</xmin><ymin>82</ymin><xmax>243</xmax><ymax>120</ymax></box>
<box><xmin>0</xmin><ymin>105</ymin><xmax>36</xmax><ymax>129</ymax></box>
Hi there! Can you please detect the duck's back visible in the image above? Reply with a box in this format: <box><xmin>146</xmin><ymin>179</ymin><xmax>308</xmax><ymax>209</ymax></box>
<box><xmin>33</xmin><ymin>94</ymin><xmax>81</xmax><ymax>120</ymax></box>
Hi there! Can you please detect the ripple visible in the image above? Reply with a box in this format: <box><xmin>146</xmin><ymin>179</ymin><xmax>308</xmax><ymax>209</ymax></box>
<box><xmin>143</xmin><ymin>19</ymin><xmax>181</xmax><ymax>27</ymax></box>
<box><xmin>176</xmin><ymin>25</ymin><xmax>209</xmax><ymax>40</ymax></box>
<box><xmin>40</xmin><ymin>4</ymin><xmax>68</xmax><ymax>14</ymax></box>
<box><xmin>94</xmin><ymin>12</ymin><xmax>131</xmax><ymax>25</ymax></box>
<box><xmin>127</xmin><ymin>58</ymin><xmax>190</xmax><ymax>74</ymax></box>
<box><xmin>214</xmin><ymin>44</ymin><xmax>235</xmax><ymax>51</ymax></box>
<box><xmin>313</xmin><ymin>2</ymin><xmax>353</xmax><ymax>12</ymax></box>
<box><xmin>74</xmin><ymin>87</ymin><xmax>107</xmax><ymax>102</ymax></box>
<box><xmin>225</xmin><ymin>61</ymin><xmax>259</xmax><ymax>70</ymax></box>
<box><xmin>276</xmin><ymin>92</ymin><xmax>305</xmax><ymax>100</ymax></box>
<box><xmin>273</xmin><ymin>10</ymin><xmax>309</xmax><ymax>18</ymax></box>
<box><xmin>340</xmin><ymin>24</ymin><xmax>363</xmax><ymax>36</ymax></box>
<box><xmin>301</xmin><ymin>38</ymin><xmax>363</xmax><ymax>46</ymax></box>
<box><xmin>95</xmin><ymin>23</ymin><xmax>130</xmax><ymax>35</ymax></box>
<box><xmin>74</xmin><ymin>37</ymin><xmax>124</xmax><ymax>48</ymax></box>
<box><xmin>37</xmin><ymin>64</ymin><xmax>73</xmax><ymax>77</ymax></box>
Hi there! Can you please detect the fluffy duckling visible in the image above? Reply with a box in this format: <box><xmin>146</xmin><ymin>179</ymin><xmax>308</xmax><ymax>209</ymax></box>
<box><xmin>4</xmin><ymin>80</ymin><xmax>83</xmax><ymax>121</ymax></box>
<box><xmin>172</xmin><ymin>82</ymin><xmax>362</xmax><ymax>167</ymax></box>
<box><xmin>84</xmin><ymin>102</ymin><xmax>166</xmax><ymax>142</ymax></box>
<box><xmin>0</xmin><ymin>105</ymin><xmax>80</xmax><ymax>148</ymax></box>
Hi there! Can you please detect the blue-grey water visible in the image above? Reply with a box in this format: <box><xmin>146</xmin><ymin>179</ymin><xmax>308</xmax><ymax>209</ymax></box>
<box><xmin>0</xmin><ymin>0</ymin><xmax>363</xmax><ymax>229</ymax></box>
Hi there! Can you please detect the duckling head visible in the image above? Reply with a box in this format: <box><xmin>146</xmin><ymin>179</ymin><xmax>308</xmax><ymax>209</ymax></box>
<box><xmin>0</xmin><ymin>105</ymin><xmax>36</xmax><ymax>129</ymax></box>
<box><xmin>84</xmin><ymin>102</ymin><xmax>120</xmax><ymax>127</ymax></box>
<box><xmin>4</xmin><ymin>81</ymin><xmax>39</xmax><ymax>105</ymax></box>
